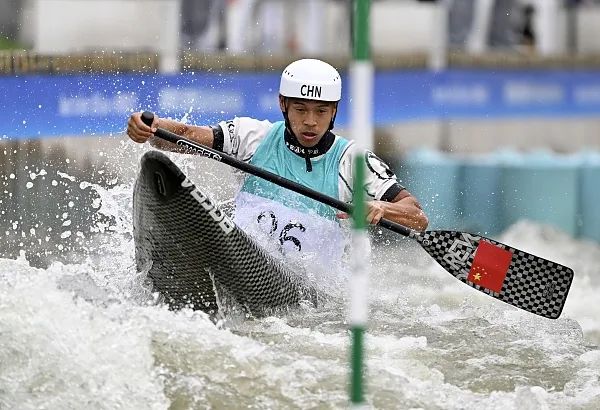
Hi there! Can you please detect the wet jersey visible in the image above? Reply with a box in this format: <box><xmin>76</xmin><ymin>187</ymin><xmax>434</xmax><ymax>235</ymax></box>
<box><xmin>240</xmin><ymin>121</ymin><xmax>349</xmax><ymax>219</ymax></box>
<box><xmin>214</xmin><ymin>117</ymin><xmax>405</xmax><ymax>267</ymax></box>
<box><xmin>215</xmin><ymin>117</ymin><xmax>405</xmax><ymax>203</ymax></box>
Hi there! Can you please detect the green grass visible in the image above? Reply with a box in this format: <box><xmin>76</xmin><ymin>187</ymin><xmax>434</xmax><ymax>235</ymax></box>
<box><xmin>0</xmin><ymin>37</ymin><xmax>26</xmax><ymax>50</ymax></box>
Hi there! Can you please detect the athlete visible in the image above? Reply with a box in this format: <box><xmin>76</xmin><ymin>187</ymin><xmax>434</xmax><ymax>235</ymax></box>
<box><xmin>127</xmin><ymin>58</ymin><xmax>428</xmax><ymax>266</ymax></box>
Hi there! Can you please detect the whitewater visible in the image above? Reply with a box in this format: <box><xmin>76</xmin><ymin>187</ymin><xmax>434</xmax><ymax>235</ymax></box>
<box><xmin>0</xmin><ymin>143</ymin><xmax>599</xmax><ymax>409</ymax></box>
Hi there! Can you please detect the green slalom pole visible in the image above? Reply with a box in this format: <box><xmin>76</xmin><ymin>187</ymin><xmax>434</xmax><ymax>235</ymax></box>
<box><xmin>349</xmin><ymin>0</ymin><xmax>373</xmax><ymax>407</ymax></box>
<box><xmin>350</xmin><ymin>155</ymin><xmax>369</xmax><ymax>406</ymax></box>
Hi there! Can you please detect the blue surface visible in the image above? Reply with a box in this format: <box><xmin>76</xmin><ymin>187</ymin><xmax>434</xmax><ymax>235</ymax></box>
<box><xmin>395</xmin><ymin>149</ymin><xmax>463</xmax><ymax>230</ymax></box>
<box><xmin>579</xmin><ymin>153</ymin><xmax>600</xmax><ymax>243</ymax></box>
<box><xmin>400</xmin><ymin>149</ymin><xmax>596</xmax><ymax>241</ymax></box>
<box><xmin>2</xmin><ymin>69</ymin><xmax>600</xmax><ymax>139</ymax></box>
<box><xmin>499</xmin><ymin>151</ymin><xmax>580</xmax><ymax>236</ymax></box>
<box><xmin>460</xmin><ymin>155</ymin><xmax>504</xmax><ymax>235</ymax></box>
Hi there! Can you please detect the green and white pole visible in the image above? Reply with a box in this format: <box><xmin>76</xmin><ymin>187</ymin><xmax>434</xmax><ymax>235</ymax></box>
<box><xmin>351</xmin><ymin>0</ymin><xmax>374</xmax><ymax>151</ymax></box>
<box><xmin>349</xmin><ymin>0</ymin><xmax>373</xmax><ymax>407</ymax></box>
<box><xmin>350</xmin><ymin>159</ymin><xmax>370</xmax><ymax>407</ymax></box>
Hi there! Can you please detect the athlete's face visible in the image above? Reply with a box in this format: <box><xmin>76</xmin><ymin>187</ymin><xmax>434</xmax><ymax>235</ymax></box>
<box><xmin>280</xmin><ymin>97</ymin><xmax>337</xmax><ymax>147</ymax></box>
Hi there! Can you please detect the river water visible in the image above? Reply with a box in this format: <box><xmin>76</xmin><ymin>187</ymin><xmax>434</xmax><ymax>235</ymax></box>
<box><xmin>0</xmin><ymin>143</ymin><xmax>599</xmax><ymax>409</ymax></box>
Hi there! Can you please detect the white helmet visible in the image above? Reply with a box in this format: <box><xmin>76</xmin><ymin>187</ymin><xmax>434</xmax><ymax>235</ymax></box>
<box><xmin>279</xmin><ymin>59</ymin><xmax>341</xmax><ymax>102</ymax></box>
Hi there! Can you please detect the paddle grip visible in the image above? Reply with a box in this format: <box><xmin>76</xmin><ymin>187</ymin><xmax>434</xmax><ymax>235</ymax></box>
<box><xmin>141</xmin><ymin>111</ymin><xmax>154</xmax><ymax>127</ymax></box>
<box><xmin>140</xmin><ymin>111</ymin><xmax>182</xmax><ymax>146</ymax></box>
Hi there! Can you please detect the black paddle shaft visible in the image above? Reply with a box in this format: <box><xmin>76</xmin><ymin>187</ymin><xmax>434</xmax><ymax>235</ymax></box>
<box><xmin>138</xmin><ymin>111</ymin><xmax>574</xmax><ymax>319</ymax></box>
<box><xmin>140</xmin><ymin>111</ymin><xmax>413</xmax><ymax>237</ymax></box>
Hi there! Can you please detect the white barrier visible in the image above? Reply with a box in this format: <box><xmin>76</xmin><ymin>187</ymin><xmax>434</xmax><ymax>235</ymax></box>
<box><xmin>22</xmin><ymin>0</ymin><xmax>181</xmax><ymax>73</ymax></box>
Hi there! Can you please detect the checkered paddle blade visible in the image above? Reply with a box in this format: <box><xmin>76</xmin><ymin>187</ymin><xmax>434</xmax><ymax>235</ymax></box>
<box><xmin>411</xmin><ymin>230</ymin><xmax>573</xmax><ymax>319</ymax></box>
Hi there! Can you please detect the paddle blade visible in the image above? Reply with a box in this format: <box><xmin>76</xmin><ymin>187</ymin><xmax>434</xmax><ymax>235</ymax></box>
<box><xmin>411</xmin><ymin>230</ymin><xmax>574</xmax><ymax>319</ymax></box>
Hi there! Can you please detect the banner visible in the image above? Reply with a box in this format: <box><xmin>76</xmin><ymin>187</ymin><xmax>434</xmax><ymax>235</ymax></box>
<box><xmin>2</xmin><ymin>70</ymin><xmax>600</xmax><ymax>139</ymax></box>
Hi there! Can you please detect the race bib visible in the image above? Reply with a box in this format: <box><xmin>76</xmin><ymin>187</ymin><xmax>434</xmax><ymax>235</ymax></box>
<box><xmin>234</xmin><ymin>192</ymin><xmax>347</xmax><ymax>269</ymax></box>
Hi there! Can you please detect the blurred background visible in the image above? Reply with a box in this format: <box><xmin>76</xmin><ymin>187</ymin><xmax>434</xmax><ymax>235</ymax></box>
<box><xmin>0</xmin><ymin>0</ymin><xmax>599</xmax><ymax>265</ymax></box>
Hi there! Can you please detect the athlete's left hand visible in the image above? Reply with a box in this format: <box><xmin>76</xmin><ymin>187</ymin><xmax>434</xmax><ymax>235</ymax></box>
<box><xmin>365</xmin><ymin>201</ymin><xmax>386</xmax><ymax>225</ymax></box>
<box><xmin>336</xmin><ymin>201</ymin><xmax>385</xmax><ymax>225</ymax></box>
<box><xmin>337</xmin><ymin>193</ymin><xmax>428</xmax><ymax>231</ymax></box>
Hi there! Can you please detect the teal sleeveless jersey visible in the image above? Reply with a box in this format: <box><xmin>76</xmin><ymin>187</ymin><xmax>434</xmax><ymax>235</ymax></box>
<box><xmin>240</xmin><ymin>121</ymin><xmax>350</xmax><ymax>220</ymax></box>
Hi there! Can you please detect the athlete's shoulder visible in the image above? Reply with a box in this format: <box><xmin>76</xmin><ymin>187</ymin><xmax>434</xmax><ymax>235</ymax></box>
<box><xmin>340</xmin><ymin>143</ymin><xmax>396</xmax><ymax>179</ymax></box>
<box><xmin>337</xmin><ymin>142</ymin><xmax>402</xmax><ymax>201</ymax></box>
<box><xmin>218</xmin><ymin>117</ymin><xmax>275</xmax><ymax>159</ymax></box>
<box><xmin>220</xmin><ymin>117</ymin><xmax>275</xmax><ymax>138</ymax></box>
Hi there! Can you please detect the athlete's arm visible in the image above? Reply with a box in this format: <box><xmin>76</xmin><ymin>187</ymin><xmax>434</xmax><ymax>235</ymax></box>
<box><xmin>366</xmin><ymin>189</ymin><xmax>428</xmax><ymax>231</ymax></box>
<box><xmin>127</xmin><ymin>112</ymin><xmax>215</xmax><ymax>152</ymax></box>
<box><xmin>338</xmin><ymin>144</ymin><xmax>428</xmax><ymax>231</ymax></box>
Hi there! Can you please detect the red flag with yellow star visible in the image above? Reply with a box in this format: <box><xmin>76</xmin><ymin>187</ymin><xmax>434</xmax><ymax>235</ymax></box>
<box><xmin>467</xmin><ymin>240</ymin><xmax>513</xmax><ymax>293</ymax></box>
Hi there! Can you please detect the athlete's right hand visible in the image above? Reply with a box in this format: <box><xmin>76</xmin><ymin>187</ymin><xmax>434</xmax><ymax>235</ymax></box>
<box><xmin>127</xmin><ymin>111</ymin><xmax>158</xmax><ymax>144</ymax></box>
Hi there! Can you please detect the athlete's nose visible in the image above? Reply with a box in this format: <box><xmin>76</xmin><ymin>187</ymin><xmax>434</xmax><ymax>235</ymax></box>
<box><xmin>303</xmin><ymin>111</ymin><xmax>317</xmax><ymax>126</ymax></box>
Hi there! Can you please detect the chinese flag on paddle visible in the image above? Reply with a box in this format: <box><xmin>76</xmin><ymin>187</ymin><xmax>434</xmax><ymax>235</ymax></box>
<box><xmin>467</xmin><ymin>240</ymin><xmax>513</xmax><ymax>293</ymax></box>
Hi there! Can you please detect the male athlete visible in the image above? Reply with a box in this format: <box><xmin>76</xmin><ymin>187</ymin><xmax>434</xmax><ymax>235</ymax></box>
<box><xmin>127</xmin><ymin>59</ymin><xmax>428</xmax><ymax>266</ymax></box>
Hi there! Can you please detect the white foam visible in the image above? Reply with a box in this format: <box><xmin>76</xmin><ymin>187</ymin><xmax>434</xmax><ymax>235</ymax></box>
<box><xmin>1</xmin><ymin>168</ymin><xmax>599</xmax><ymax>408</ymax></box>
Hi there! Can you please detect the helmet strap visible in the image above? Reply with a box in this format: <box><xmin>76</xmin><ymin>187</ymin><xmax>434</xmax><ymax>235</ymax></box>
<box><xmin>281</xmin><ymin>97</ymin><xmax>294</xmax><ymax>136</ymax></box>
<box><xmin>329</xmin><ymin>102</ymin><xmax>338</xmax><ymax>131</ymax></box>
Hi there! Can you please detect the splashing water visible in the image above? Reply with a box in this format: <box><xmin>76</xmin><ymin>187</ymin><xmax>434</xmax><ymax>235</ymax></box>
<box><xmin>0</xmin><ymin>148</ymin><xmax>599</xmax><ymax>409</ymax></box>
